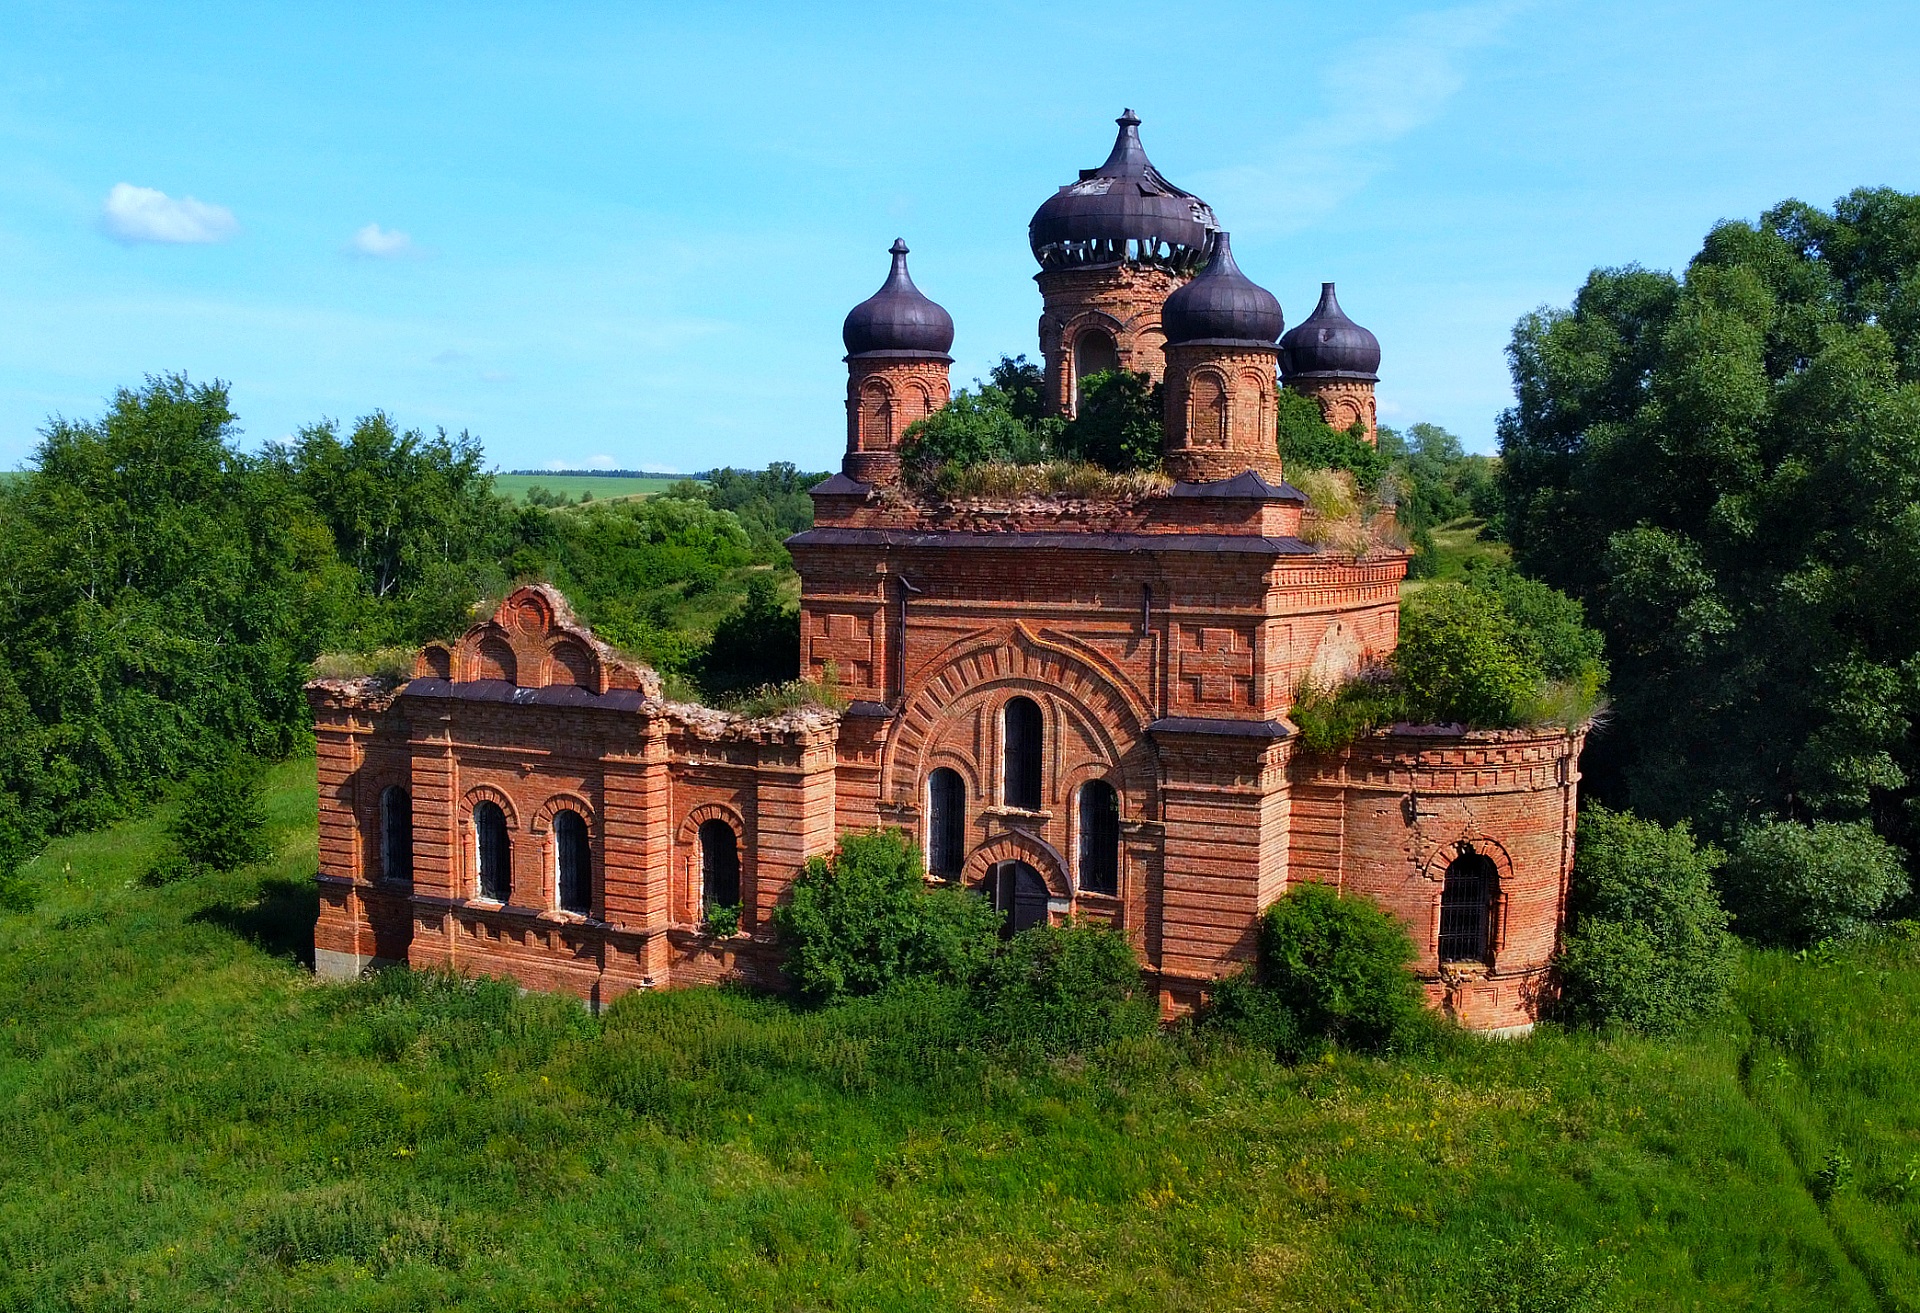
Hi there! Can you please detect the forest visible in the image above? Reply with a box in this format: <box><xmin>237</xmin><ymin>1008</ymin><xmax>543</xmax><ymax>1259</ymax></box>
<box><xmin>5</xmin><ymin>188</ymin><xmax>1920</xmax><ymax>1309</ymax></box>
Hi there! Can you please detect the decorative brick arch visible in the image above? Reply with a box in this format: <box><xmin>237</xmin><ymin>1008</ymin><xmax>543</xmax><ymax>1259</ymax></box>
<box><xmin>1233</xmin><ymin>367</ymin><xmax>1272</xmax><ymax>448</ymax></box>
<box><xmin>1419</xmin><ymin>834</ymin><xmax>1517</xmax><ymax>959</ymax></box>
<box><xmin>460</xmin><ymin>783</ymin><xmax>520</xmax><ymax>829</ymax></box>
<box><xmin>547</xmin><ymin>638</ymin><xmax>598</xmax><ymax>690</ymax></box>
<box><xmin>1187</xmin><ymin>368</ymin><xmax>1228</xmax><ymax>448</ymax></box>
<box><xmin>856</xmin><ymin>377</ymin><xmax>895</xmax><ymax>452</ymax></box>
<box><xmin>467</xmin><ymin>628</ymin><xmax>517</xmax><ymax>683</ymax></box>
<box><xmin>922</xmin><ymin>752</ymin><xmax>983</xmax><ymax>801</ymax></box>
<box><xmin>531</xmin><ymin>792</ymin><xmax>595</xmax><ymax>834</ymax></box>
<box><xmin>882</xmin><ymin>623</ymin><xmax>1155</xmax><ymax>809</ymax></box>
<box><xmin>963</xmin><ymin>830</ymin><xmax>1070</xmax><ymax>899</ymax></box>
<box><xmin>1306</xmin><ymin>617</ymin><xmax>1366</xmax><ymax>688</ymax></box>
<box><xmin>676</xmin><ymin>803</ymin><xmax>748</xmax><ymax>925</ymax></box>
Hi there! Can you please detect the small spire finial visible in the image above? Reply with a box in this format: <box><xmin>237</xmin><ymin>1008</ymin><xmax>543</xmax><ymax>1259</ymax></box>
<box><xmin>1118</xmin><ymin>107</ymin><xmax>1140</xmax><ymax>127</ymax></box>
<box><xmin>890</xmin><ymin>238</ymin><xmax>909</xmax><ymax>256</ymax></box>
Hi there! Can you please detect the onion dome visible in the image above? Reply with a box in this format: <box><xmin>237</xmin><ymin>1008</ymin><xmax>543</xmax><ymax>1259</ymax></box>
<box><xmin>842</xmin><ymin>239</ymin><xmax>954</xmax><ymax>359</ymax></box>
<box><xmin>1280</xmin><ymin>282</ymin><xmax>1381</xmax><ymax>380</ymax></box>
<box><xmin>1161</xmin><ymin>232</ymin><xmax>1283</xmax><ymax>347</ymax></box>
<box><xmin>1029</xmin><ymin>109</ymin><xmax>1218</xmax><ymax>274</ymax></box>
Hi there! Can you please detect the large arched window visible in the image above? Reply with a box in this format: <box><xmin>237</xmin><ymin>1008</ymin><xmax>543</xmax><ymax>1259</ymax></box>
<box><xmin>1438</xmin><ymin>844</ymin><xmax>1499</xmax><ymax>964</ymax></box>
<box><xmin>1003</xmin><ymin>697</ymin><xmax>1043</xmax><ymax>811</ymax></box>
<box><xmin>927</xmin><ymin>768</ymin><xmax>966</xmax><ymax>879</ymax></box>
<box><xmin>474</xmin><ymin>801</ymin><xmax>510</xmax><ymax>902</ymax></box>
<box><xmin>380</xmin><ymin>785</ymin><xmax>412</xmax><ymax>882</ymax></box>
<box><xmin>554</xmin><ymin>810</ymin><xmax>592</xmax><ymax>915</ymax></box>
<box><xmin>699</xmin><ymin>819</ymin><xmax>741</xmax><ymax>912</ymax></box>
<box><xmin>1077</xmin><ymin>780</ymin><xmax>1120</xmax><ymax>896</ymax></box>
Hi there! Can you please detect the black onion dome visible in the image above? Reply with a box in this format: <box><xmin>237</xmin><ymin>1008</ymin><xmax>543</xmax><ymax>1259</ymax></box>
<box><xmin>1161</xmin><ymin>232</ymin><xmax>1283</xmax><ymax>347</ymax></box>
<box><xmin>842</xmin><ymin>239</ymin><xmax>954</xmax><ymax>359</ymax></box>
<box><xmin>1280</xmin><ymin>282</ymin><xmax>1380</xmax><ymax>380</ymax></box>
<box><xmin>1029</xmin><ymin>109</ymin><xmax>1218</xmax><ymax>274</ymax></box>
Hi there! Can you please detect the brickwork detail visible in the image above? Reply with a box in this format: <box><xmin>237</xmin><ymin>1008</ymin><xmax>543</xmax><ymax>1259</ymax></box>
<box><xmin>1162</xmin><ymin>342</ymin><xmax>1284</xmax><ymax>483</ymax></box>
<box><xmin>1037</xmin><ymin>264</ymin><xmax>1188</xmax><ymax>416</ymax></box>
<box><xmin>1289</xmin><ymin>376</ymin><xmax>1379</xmax><ymax>446</ymax></box>
<box><xmin>844</xmin><ymin>357</ymin><xmax>950</xmax><ymax>485</ymax></box>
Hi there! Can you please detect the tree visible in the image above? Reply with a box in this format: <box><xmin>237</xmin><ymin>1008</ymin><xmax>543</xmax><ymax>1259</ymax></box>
<box><xmin>989</xmin><ymin>354</ymin><xmax>1048</xmax><ymax>428</ymax></box>
<box><xmin>1556</xmin><ymin>806</ymin><xmax>1736</xmax><ymax>1033</ymax></box>
<box><xmin>1497</xmin><ymin>189</ymin><xmax>1920</xmax><ymax>854</ymax></box>
<box><xmin>899</xmin><ymin>385</ymin><xmax>1050</xmax><ymax>479</ymax></box>
<box><xmin>1277</xmin><ymin>390</ymin><xmax>1388</xmax><ymax>490</ymax></box>
<box><xmin>1057</xmin><ymin>369</ymin><xmax>1162</xmax><ymax>472</ymax></box>
<box><xmin>1722</xmin><ymin>818</ymin><xmax>1910</xmax><ymax>946</ymax></box>
<box><xmin>698</xmin><ymin>572</ymin><xmax>800</xmax><ymax>695</ymax></box>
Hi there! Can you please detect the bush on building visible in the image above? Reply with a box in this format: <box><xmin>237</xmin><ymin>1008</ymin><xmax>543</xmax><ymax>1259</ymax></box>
<box><xmin>1555</xmin><ymin>805</ymin><xmax>1737</xmax><ymax>1033</ymax></box>
<box><xmin>1053</xmin><ymin>369</ymin><xmax>1163</xmax><ymax>473</ymax></box>
<box><xmin>971</xmin><ymin>919</ymin><xmax>1158</xmax><ymax>1055</ymax></box>
<box><xmin>146</xmin><ymin>754</ymin><xmax>269</xmax><ymax>885</ymax></box>
<box><xmin>1276</xmin><ymin>390</ymin><xmax>1388</xmax><ymax>490</ymax></box>
<box><xmin>1203</xmin><ymin>882</ymin><xmax>1429</xmax><ymax>1059</ymax></box>
<box><xmin>899</xmin><ymin>386</ymin><xmax>1052</xmax><ymax>483</ymax></box>
<box><xmin>1721</xmin><ymin>818</ymin><xmax>1910</xmax><ymax>947</ymax></box>
<box><xmin>772</xmin><ymin>829</ymin><xmax>1000</xmax><ymax>1004</ymax></box>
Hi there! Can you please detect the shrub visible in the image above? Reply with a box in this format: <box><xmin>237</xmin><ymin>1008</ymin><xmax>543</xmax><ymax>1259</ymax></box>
<box><xmin>900</xmin><ymin>386</ymin><xmax>1051</xmax><ymax>480</ymax></box>
<box><xmin>1206</xmin><ymin>883</ymin><xmax>1426</xmax><ymax>1058</ymax></box>
<box><xmin>1276</xmin><ymin>389</ymin><xmax>1389</xmax><ymax>489</ymax></box>
<box><xmin>1722</xmin><ymin>818</ymin><xmax>1910</xmax><ymax>947</ymax></box>
<box><xmin>702</xmin><ymin>902</ymin><xmax>741</xmax><ymax>938</ymax></box>
<box><xmin>971</xmin><ymin>919</ymin><xmax>1157</xmax><ymax>1054</ymax></box>
<box><xmin>772</xmin><ymin>829</ymin><xmax>1000</xmax><ymax>1003</ymax></box>
<box><xmin>1055</xmin><ymin>369</ymin><xmax>1162</xmax><ymax>473</ymax></box>
<box><xmin>1556</xmin><ymin>805</ymin><xmax>1736</xmax><ymax>1033</ymax></box>
<box><xmin>1393</xmin><ymin>584</ymin><xmax>1536</xmax><ymax>727</ymax></box>
<box><xmin>167</xmin><ymin>754</ymin><xmax>269</xmax><ymax>873</ymax></box>
<box><xmin>1289</xmin><ymin>668</ymin><xmax>1405</xmax><ymax>754</ymax></box>
<box><xmin>698</xmin><ymin>572</ymin><xmax>800</xmax><ymax>695</ymax></box>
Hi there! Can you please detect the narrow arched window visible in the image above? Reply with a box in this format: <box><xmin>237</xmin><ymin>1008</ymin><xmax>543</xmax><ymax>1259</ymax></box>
<box><xmin>474</xmin><ymin>801</ymin><xmax>510</xmax><ymax>902</ymax></box>
<box><xmin>1003</xmin><ymin>697</ymin><xmax>1043</xmax><ymax>811</ymax></box>
<box><xmin>1077</xmin><ymin>780</ymin><xmax>1120</xmax><ymax>896</ymax></box>
<box><xmin>1439</xmin><ymin>844</ymin><xmax>1499</xmax><ymax>964</ymax></box>
<box><xmin>380</xmin><ymin>785</ymin><xmax>412</xmax><ymax>882</ymax></box>
<box><xmin>554</xmin><ymin>810</ymin><xmax>592</xmax><ymax>915</ymax></box>
<box><xmin>927</xmin><ymin>768</ymin><xmax>966</xmax><ymax>878</ymax></box>
<box><xmin>700</xmin><ymin>819</ymin><xmax>740</xmax><ymax>912</ymax></box>
<box><xmin>1073</xmin><ymin>330</ymin><xmax>1120</xmax><ymax>410</ymax></box>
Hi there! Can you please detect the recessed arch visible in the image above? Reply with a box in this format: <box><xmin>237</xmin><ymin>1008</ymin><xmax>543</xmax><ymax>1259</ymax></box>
<box><xmin>1438</xmin><ymin>843</ymin><xmax>1500</xmax><ymax>965</ymax></box>
<box><xmin>379</xmin><ymin>784</ymin><xmax>413</xmax><ymax>882</ymax></box>
<box><xmin>473</xmin><ymin>633</ymin><xmax>517</xmax><ymax>684</ymax></box>
<box><xmin>1076</xmin><ymin>779</ymin><xmax>1120</xmax><ymax>896</ymax></box>
<box><xmin>926</xmin><ymin>767</ymin><xmax>967</xmax><ymax>879</ymax></box>
<box><xmin>553</xmin><ymin>809</ymin><xmax>593</xmax><ymax>915</ymax></box>
<box><xmin>548</xmin><ymin>638</ymin><xmax>596</xmax><ymax>689</ymax></box>
<box><xmin>1187</xmin><ymin>369</ymin><xmax>1227</xmax><ymax>448</ymax></box>
<box><xmin>1002</xmin><ymin>695</ymin><xmax>1043</xmax><ymax>811</ymax></box>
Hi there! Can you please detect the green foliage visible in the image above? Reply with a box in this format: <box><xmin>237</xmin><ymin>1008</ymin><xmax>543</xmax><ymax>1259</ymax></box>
<box><xmin>167</xmin><ymin>754</ymin><xmax>269</xmax><ymax>874</ymax></box>
<box><xmin>1055</xmin><ymin>369</ymin><xmax>1163</xmax><ymax>473</ymax></box>
<box><xmin>1466</xmin><ymin>1224</ymin><xmax>1617</xmax><ymax>1313</ymax></box>
<box><xmin>771</xmin><ymin>829</ymin><xmax>1000</xmax><ymax>1004</ymax></box>
<box><xmin>702</xmin><ymin>902</ymin><xmax>741</xmax><ymax>938</ymax></box>
<box><xmin>900</xmin><ymin>385</ymin><xmax>1052</xmax><ymax>479</ymax></box>
<box><xmin>1394</xmin><ymin>585</ymin><xmax>1540</xmax><ymax>727</ymax></box>
<box><xmin>698</xmin><ymin>572</ymin><xmax>799</xmax><ymax>695</ymax></box>
<box><xmin>1277</xmin><ymin>389</ymin><xmax>1389</xmax><ymax>490</ymax></box>
<box><xmin>1288</xmin><ymin>669</ymin><xmax>1406</xmax><ymax>753</ymax></box>
<box><xmin>1207</xmin><ymin>883</ymin><xmax>1428</xmax><ymax>1058</ymax></box>
<box><xmin>970</xmin><ymin>919</ymin><xmax>1157</xmax><ymax>1055</ymax></box>
<box><xmin>688</xmin><ymin>462</ymin><xmax>826</xmax><ymax>563</ymax></box>
<box><xmin>988</xmin><ymin>354</ymin><xmax>1048</xmax><ymax>427</ymax></box>
<box><xmin>1723</xmin><ymin>818</ymin><xmax>1911</xmax><ymax>947</ymax></box>
<box><xmin>1379</xmin><ymin>422</ymin><xmax>1502</xmax><ymax>534</ymax></box>
<box><xmin>1497</xmin><ymin>189</ymin><xmax>1920</xmax><ymax>855</ymax></box>
<box><xmin>1556</xmin><ymin>805</ymin><xmax>1737</xmax><ymax>1033</ymax></box>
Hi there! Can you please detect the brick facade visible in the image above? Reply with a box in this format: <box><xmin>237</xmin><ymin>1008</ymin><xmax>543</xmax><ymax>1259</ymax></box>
<box><xmin>308</xmin><ymin>127</ymin><xmax>1582</xmax><ymax>1031</ymax></box>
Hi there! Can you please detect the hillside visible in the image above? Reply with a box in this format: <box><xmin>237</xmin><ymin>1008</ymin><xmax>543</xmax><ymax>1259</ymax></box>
<box><xmin>2</xmin><ymin>762</ymin><xmax>1918</xmax><ymax>1310</ymax></box>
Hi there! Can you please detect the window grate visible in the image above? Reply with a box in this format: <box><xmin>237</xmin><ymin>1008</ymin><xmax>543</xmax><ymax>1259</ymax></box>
<box><xmin>1438</xmin><ymin>846</ymin><xmax>1497</xmax><ymax>964</ymax></box>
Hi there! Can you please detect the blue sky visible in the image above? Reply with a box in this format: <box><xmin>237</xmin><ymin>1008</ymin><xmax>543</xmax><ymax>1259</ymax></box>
<box><xmin>3</xmin><ymin>1</ymin><xmax>1918</xmax><ymax>471</ymax></box>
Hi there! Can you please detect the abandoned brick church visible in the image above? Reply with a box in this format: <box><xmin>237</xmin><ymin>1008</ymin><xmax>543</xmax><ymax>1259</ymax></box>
<box><xmin>310</xmin><ymin>111</ymin><xmax>1583</xmax><ymax>1032</ymax></box>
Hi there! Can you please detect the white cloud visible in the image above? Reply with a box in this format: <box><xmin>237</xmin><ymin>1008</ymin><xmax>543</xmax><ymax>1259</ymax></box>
<box><xmin>348</xmin><ymin>222</ymin><xmax>416</xmax><ymax>258</ymax></box>
<box><xmin>1192</xmin><ymin>1</ymin><xmax>1529</xmax><ymax>234</ymax></box>
<box><xmin>583</xmin><ymin>454</ymin><xmax>616</xmax><ymax>470</ymax></box>
<box><xmin>100</xmin><ymin>183</ymin><xmax>238</xmax><ymax>245</ymax></box>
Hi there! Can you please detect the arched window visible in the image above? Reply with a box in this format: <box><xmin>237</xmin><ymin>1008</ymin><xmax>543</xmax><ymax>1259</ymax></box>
<box><xmin>927</xmin><ymin>768</ymin><xmax>966</xmax><ymax>878</ymax></box>
<box><xmin>1438</xmin><ymin>844</ymin><xmax>1499</xmax><ymax>964</ymax></box>
<box><xmin>1077</xmin><ymin>780</ymin><xmax>1120</xmax><ymax>896</ymax></box>
<box><xmin>1073</xmin><ymin>329</ymin><xmax>1119</xmax><ymax>409</ymax></box>
<box><xmin>990</xmin><ymin>861</ymin><xmax>1050</xmax><ymax>939</ymax></box>
<box><xmin>1003</xmin><ymin>697</ymin><xmax>1043</xmax><ymax>811</ymax></box>
<box><xmin>474</xmin><ymin>801</ymin><xmax>510</xmax><ymax>902</ymax></box>
<box><xmin>380</xmin><ymin>785</ymin><xmax>412</xmax><ymax>882</ymax></box>
<box><xmin>554</xmin><ymin>810</ymin><xmax>592</xmax><ymax>915</ymax></box>
<box><xmin>699</xmin><ymin>819</ymin><xmax>740</xmax><ymax>912</ymax></box>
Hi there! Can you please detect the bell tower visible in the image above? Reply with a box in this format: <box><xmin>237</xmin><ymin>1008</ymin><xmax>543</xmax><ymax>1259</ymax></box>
<box><xmin>1028</xmin><ymin>110</ymin><xmax>1218</xmax><ymax>417</ymax></box>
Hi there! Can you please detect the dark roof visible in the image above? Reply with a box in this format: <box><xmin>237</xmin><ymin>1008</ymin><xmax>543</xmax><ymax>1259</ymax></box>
<box><xmin>786</xmin><ymin>527</ymin><xmax>1316</xmax><ymax>556</ymax></box>
<box><xmin>842</xmin><ymin>239</ymin><xmax>954</xmax><ymax>360</ymax></box>
<box><xmin>1166</xmin><ymin>469</ymin><xmax>1307</xmax><ymax>502</ymax></box>
<box><xmin>398</xmin><ymin>677</ymin><xmax>651</xmax><ymax>712</ymax></box>
<box><xmin>1280</xmin><ymin>282</ymin><xmax>1381</xmax><ymax>381</ymax></box>
<box><xmin>1148</xmin><ymin>716</ymin><xmax>1292</xmax><ymax>739</ymax></box>
<box><xmin>1161</xmin><ymin>232</ymin><xmax>1284</xmax><ymax>347</ymax></box>
<box><xmin>808</xmin><ymin>472</ymin><xmax>873</xmax><ymax>497</ymax></box>
<box><xmin>1029</xmin><ymin>109</ymin><xmax>1218</xmax><ymax>274</ymax></box>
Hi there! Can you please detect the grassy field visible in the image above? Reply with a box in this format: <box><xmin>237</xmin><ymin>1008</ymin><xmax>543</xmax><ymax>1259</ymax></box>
<box><xmin>492</xmin><ymin>473</ymin><xmax>685</xmax><ymax>504</ymax></box>
<box><xmin>1405</xmin><ymin>517</ymin><xmax>1512</xmax><ymax>593</ymax></box>
<box><xmin>4</xmin><ymin>764</ymin><xmax>1920</xmax><ymax>1310</ymax></box>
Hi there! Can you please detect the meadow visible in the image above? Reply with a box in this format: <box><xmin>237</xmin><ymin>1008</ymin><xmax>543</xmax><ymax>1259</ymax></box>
<box><xmin>492</xmin><ymin>473</ymin><xmax>685</xmax><ymax>504</ymax></box>
<box><xmin>3</xmin><ymin>762</ymin><xmax>1919</xmax><ymax>1311</ymax></box>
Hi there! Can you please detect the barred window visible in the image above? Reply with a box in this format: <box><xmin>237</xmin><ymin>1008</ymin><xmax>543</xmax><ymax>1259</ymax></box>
<box><xmin>927</xmin><ymin>768</ymin><xmax>966</xmax><ymax>878</ymax></box>
<box><xmin>700</xmin><ymin>819</ymin><xmax>740</xmax><ymax>912</ymax></box>
<box><xmin>1003</xmin><ymin>697</ymin><xmax>1043</xmax><ymax>811</ymax></box>
<box><xmin>380</xmin><ymin>785</ymin><xmax>412</xmax><ymax>882</ymax></box>
<box><xmin>554</xmin><ymin>810</ymin><xmax>592</xmax><ymax>915</ymax></box>
<box><xmin>474</xmin><ymin>801</ymin><xmax>510</xmax><ymax>902</ymax></box>
<box><xmin>1438</xmin><ymin>845</ymin><xmax>1498</xmax><ymax>964</ymax></box>
<box><xmin>1077</xmin><ymin>781</ymin><xmax>1120</xmax><ymax>896</ymax></box>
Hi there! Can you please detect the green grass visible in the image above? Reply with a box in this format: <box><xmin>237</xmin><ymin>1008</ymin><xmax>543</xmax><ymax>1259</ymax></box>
<box><xmin>492</xmin><ymin>474</ymin><xmax>685</xmax><ymax>504</ymax></box>
<box><xmin>4</xmin><ymin>764</ymin><xmax>1919</xmax><ymax>1309</ymax></box>
<box><xmin>1405</xmin><ymin>516</ymin><xmax>1512</xmax><ymax>594</ymax></box>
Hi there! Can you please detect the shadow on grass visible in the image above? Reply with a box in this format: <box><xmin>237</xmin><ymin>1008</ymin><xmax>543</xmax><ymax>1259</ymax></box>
<box><xmin>191</xmin><ymin>875</ymin><xmax>318</xmax><ymax>968</ymax></box>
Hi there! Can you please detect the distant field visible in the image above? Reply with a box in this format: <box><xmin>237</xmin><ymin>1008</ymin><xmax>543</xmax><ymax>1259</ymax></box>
<box><xmin>491</xmin><ymin>473</ymin><xmax>685</xmax><ymax>503</ymax></box>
